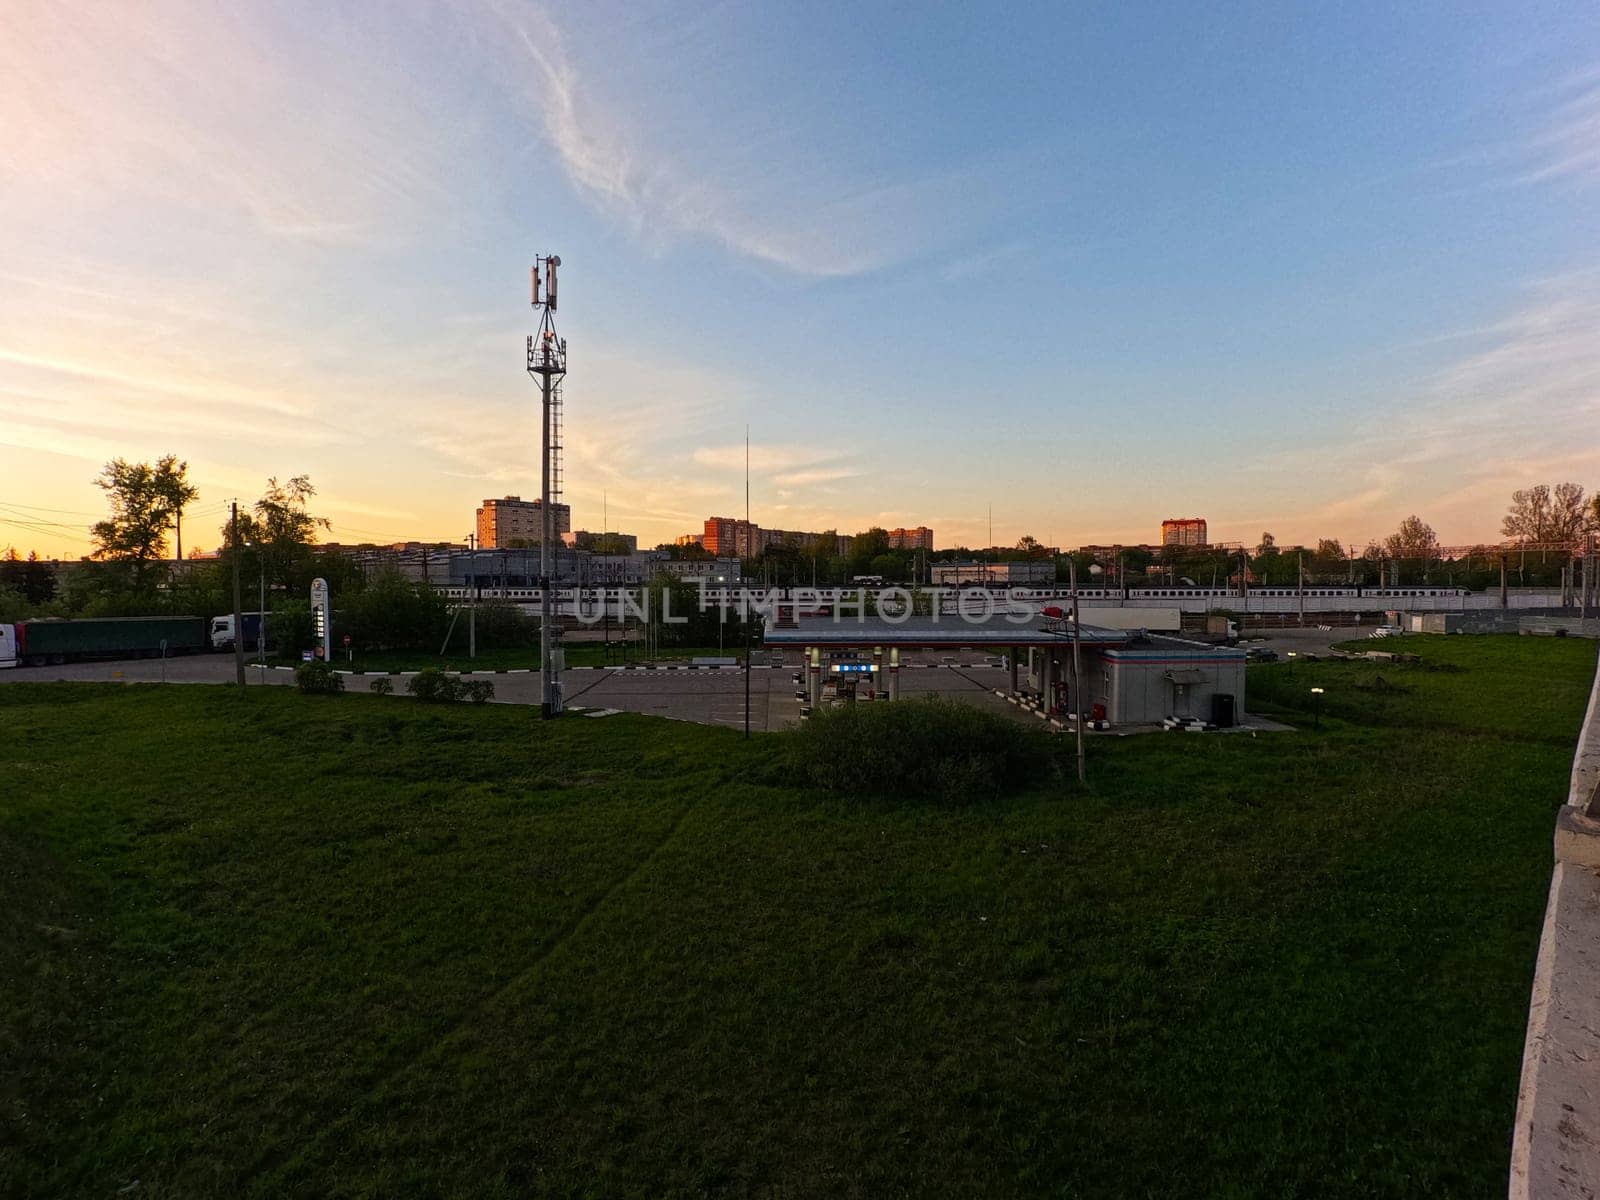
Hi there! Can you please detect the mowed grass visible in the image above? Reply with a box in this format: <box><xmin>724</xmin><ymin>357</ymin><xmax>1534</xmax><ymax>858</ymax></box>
<box><xmin>1</xmin><ymin>634</ymin><xmax>1595</xmax><ymax>1197</ymax></box>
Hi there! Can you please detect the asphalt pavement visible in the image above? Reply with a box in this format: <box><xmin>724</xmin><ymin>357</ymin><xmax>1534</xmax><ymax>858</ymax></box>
<box><xmin>0</xmin><ymin>653</ymin><xmax>1024</xmax><ymax>731</ymax></box>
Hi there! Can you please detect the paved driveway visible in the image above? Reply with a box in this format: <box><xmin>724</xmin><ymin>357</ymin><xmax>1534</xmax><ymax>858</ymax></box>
<box><xmin>0</xmin><ymin>655</ymin><xmax>1027</xmax><ymax>731</ymax></box>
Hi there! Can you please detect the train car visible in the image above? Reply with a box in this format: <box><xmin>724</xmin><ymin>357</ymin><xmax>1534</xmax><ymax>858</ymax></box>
<box><xmin>2</xmin><ymin>616</ymin><xmax>208</xmax><ymax>667</ymax></box>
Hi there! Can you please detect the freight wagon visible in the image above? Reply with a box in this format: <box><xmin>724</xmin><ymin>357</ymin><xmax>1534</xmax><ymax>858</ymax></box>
<box><xmin>0</xmin><ymin>616</ymin><xmax>208</xmax><ymax>668</ymax></box>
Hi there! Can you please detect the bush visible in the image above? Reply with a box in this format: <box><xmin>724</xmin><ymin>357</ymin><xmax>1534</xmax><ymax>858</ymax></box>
<box><xmin>369</xmin><ymin>677</ymin><xmax>393</xmax><ymax>695</ymax></box>
<box><xmin>452</xmin><ymin>602</ymin><xmax>537</xmax><ymax>651</ymax></box>
<box><xmin>270</xmin><ymin>601</ymin><xmax>316</xmax><ymax>660</ymax></box>
<box><xmin>346</xmin><ymin>568</ymin><xmax>451</xmax><ymax>652</ymax></box>
<box><xmin>789</xmin><ymin>697</ymin><xmax>1050</xmax><ymax>803</ymax></box>
<box><xmin>404</xmin><ymin>669</ymin><xmax>494</xmax><ymax>704</ymax></box>
<box><xmin>406</xmin><ymin>668</ymin><xmax>463</xmax><ymax>703</ymax></box>
<box><xmin>295</xmin><ymin>661</ymin><xmax>344</xmax><ymax>695</ymax></box>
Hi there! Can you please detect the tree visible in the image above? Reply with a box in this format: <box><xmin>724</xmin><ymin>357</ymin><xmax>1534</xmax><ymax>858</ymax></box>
<box><xmin>21</xmin><ymin>551</ymin><xmax>56</xmax><ymax>604</ymax></box>
<box><xmin>1015</xmin><ymin>535</ymin><xmax>1047</xmax><ymax>560</ymax></box>
<box><xmin>91</xmin><ymin>458</ymin><xmax>174</xmax><ymax>589</ymax></box>
<box><xmin>0</xmin><ymin>548</ymin><xmax>21</xmax><ymax>602</ymax></box>
<box><xmin>850</xmin><ymin>528</ymin><xmax>890</xmax><ymax>564</ymax></box>
<box><xmin>1503</xmin><ymin>485</ymin><xmax>1554</xmax><ymax>543</ymax></box>
<box><xmin>1384</xmin><ymin>515</ymin><xmax>1439</xmax><ymax>581</ymax></box>
<box><xmin>1311</xmin><ymin>538</ymin><xmax>1344</xmax><ymax>565</ymax></box>
<box><xmin>1307</xmin><ymin>538</ymin><xmax>1347</xmax><ymax>583</ymax></box>
<box><xmin>1550</xmin><ymin>482</ymin><xmax>1588</xmax><ymax>543</ymax></box>
<box><xmin>153</xmin><ymin>455</ymin><xmax>200</xmax><ymax>563</ymax></box>
<box><xmin>225</xmin><ymin>475</ymin><xmax>331</xmax><ymax>590</ymax></box>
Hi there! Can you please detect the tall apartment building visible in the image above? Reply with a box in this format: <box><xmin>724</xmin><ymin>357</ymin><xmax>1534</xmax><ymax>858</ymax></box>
<box><xmin>1160</xmin><ymin>517</ymin><xmax>1208</xmax><ymax>547</ymax></box>
<box><xmin>476</xmin><ymin>496</ymin><xmax>572</xmax><ymax>549</ymax></box>
<box><xmin>702</xmin><ymin>517</ymin><xmax>763</xmax><ymax>558</ymax></box>
<box><xmin>564</xmin><ymin>530</ymin><xmax>639</xmax><ymax>554</ymax></box>
<box><xmin>887</xmin><ymin>526</ymin><xmax>934</xmax><ymax>551</ymax></box>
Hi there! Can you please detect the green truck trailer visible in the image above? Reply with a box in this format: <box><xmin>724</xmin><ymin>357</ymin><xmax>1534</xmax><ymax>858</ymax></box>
<box><xmin>10</xmin><ymin>616</ymin><xmax>209</xmax><ymax>666</ymax></box>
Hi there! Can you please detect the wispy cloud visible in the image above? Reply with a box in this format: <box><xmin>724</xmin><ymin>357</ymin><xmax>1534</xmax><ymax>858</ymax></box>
<box><xmin>474</xmin><ymin>0</ymin><xmax>1042</xmax><ymax>278</ymax></box>
<box><xmin>0</xmin><ymin>3</ymin><xmax>454</xmax><ymax>245</ymax></box>
<box><xmin>772</xmin><ymin>467</ymin><xmax>861</xmax><ymax>488</ymax></box>
<box><xmin>1235</xmin><ymin>269</ymin><xmax>1600</xmax><ymax>542</ymax></box>
<box><xmin>477</xmin><ymin>0</ymin><xmax>876</xmax><ymax>276</ymax></box>
<box><xmin>691</xmin><ymin>444</ymin><xmax>860</xmax><ymax>489</ymax></box>
<box><xmin>1518</xmin><ymin>66</ymin><xmax>1600</xmax><ymax>185</ymax></box>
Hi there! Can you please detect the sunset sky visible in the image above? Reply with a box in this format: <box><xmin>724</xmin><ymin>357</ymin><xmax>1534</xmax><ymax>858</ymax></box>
<box><xmin>2</xmin><ymin>1</ymin><xmax>1598</xmax><ymax>559</ymax></box>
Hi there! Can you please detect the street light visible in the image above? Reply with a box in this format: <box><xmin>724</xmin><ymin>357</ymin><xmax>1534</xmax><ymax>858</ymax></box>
<box><xmin>1310</xmin><ymin>686</ymin><xmax>1325</xmax><ymax>729</ymax></box>
<box><xmin>464</xmin><ymin>532</ymin><xmax>478</xmax><ymax>659</ymax></box>
<box><xmin>246</xmin><ymin>541</ymin><xmax>265</xmax><ymax>677</ymax></box>
<box><xmin>1067</xmin><ymin>559</ymin><xmax>1104</xmax><ymax>785</ymax></box>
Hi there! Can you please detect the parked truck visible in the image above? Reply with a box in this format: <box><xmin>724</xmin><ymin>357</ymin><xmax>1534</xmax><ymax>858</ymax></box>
<box><xmin>1204</xmin><ymin>614</ymin><xmax>1241</xmax><ymax>643</ymax></box>
<box><xmin>210</xmin><ymin>612</ymin><xmax>269</xmax><ymax>652</ymax></box>
<box><xmin>0</xmin><ymin>616</ymin><xmax>208</xmax><ymax>668</ymax></box>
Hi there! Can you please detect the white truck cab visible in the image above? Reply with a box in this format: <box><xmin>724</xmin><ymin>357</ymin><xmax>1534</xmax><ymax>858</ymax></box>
<box><xmin>0</xmin><ymin>624</ymin><xmax>16</xmax><ymax>669</ymax></box>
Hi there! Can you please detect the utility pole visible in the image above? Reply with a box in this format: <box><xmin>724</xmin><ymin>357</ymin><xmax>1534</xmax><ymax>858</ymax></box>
<box><xmin>1584</xmin><ymin>534</ymin><xmax>1594</xmax><ymax>622</ymax></box>
<box><xmin>528</xmin><ymin>254</ymin><xmax>567</xmax><ymax>719</ymax></box>
<box><xmin>1069</xmin><ymin>558</ymin><xmax>1085</xmax><ymax>785</ymax></box>
<box><xmin>1297</xmin><ymin>551</ymin><xmax>1305</xmax><ymax>626</ymax></box>
<box><xmin>230</xmin><ymin>501</ymin><xmax>245</xmax><ymax>690</ymax></box>
<box><xmin>464</xmin><ymin>532</ymin><xmax>477</xmax><ymax>659</ymax></box>
<box><xmin>1500</xmin><ymin>554</ymin><xmax>1508</xmax><ymax>610</ymax></box>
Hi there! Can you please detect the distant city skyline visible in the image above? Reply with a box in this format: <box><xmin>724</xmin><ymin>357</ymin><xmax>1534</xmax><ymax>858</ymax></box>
<box><xmin>3</xmin><ymin>3</ymin><xmax>1598</xmax><ymax>560</ymax></box>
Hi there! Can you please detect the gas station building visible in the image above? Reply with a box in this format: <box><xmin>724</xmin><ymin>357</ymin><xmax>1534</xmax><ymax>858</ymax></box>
<box><xmin>764</xmin><ymin>614</ymin><xmax>1246</xmax><ymax>728</ymax></box>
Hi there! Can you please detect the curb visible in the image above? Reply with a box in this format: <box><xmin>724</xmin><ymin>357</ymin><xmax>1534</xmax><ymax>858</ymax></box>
<box><xmin>268</xmin><ymin>660</ymin><xmax>1010</xmax><ymax>677</ymax></box>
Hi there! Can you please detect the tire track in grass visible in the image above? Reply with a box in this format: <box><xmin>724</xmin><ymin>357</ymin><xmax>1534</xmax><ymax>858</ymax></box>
<box><xmin>243</xmin><ymin>784</ymin><xmax>703</xmax><ymax>1192</ymax></box>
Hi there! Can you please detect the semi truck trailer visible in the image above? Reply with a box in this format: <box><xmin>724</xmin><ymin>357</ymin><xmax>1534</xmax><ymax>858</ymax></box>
<box><xmin>0</xmin><ymin>616</ymin><xmax>207</xmax><ymax>667</ymax></box>
<box><xmin>209</xmin><ymin>612</ymin><xmax>269</xmax><ymax>652</ymax></box>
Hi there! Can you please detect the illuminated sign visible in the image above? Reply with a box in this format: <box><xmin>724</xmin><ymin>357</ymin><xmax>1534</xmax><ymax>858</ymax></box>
<box><xmin>310</xmin><ymin>577</ymin><xmax>331</xmax><ymax>661</ymax></box>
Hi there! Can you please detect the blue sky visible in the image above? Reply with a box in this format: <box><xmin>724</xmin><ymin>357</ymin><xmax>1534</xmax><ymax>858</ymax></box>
<box><xmin>2</xmin><ymin>0</ymin><xmax>1597</xmax><ymax>556</ymax></box>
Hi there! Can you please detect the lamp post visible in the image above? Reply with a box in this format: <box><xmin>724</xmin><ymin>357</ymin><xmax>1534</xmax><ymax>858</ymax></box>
<box><xmin>246</xmin><ymin>541</ymin><xmax>265</xmax><ymax>678</ymax></box>
<box><xmin>464</xmin><ymin>532</ymin><xmax>477</xmax><ymax>659</ymax></box>
<box><xmin>1311</xmin><ymin>686</ymin><xmax>1325</xmax><ymax>729</ymax></box>
<box><xmin>1067</xmin><ymin>559</ymin><xmax>1103</xmax><ymax>785</ymax></box>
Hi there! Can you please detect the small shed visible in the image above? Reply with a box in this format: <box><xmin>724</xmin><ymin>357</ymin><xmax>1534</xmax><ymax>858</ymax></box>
<box><xmin>1099</xmin><ymin>639</ymin><xmax>1246</xmax><ymax>725</ymax></box>
<box><xmin>1027</xmin><ymin>633</ymin><xmax>1246</xmax><ymax>726</ymax></box>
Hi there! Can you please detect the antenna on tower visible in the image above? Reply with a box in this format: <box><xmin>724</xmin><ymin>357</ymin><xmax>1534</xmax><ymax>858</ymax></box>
<box><xmin>745</xmin><ymin>424</ymin><xmax>750</xmax><ymax>527</ymax></box>
<box><xmin>528</xmin><ymin>253</ymin><xmax>568</xmax><ymax>719</ymax></box>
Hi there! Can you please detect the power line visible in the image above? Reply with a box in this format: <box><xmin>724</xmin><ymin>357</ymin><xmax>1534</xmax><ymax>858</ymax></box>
<box><xmin>0</xmin><ymin>504</ymin><xmax>91</xmax><ymax>531</ymax></box>
<box><xmin>0</xmin><ymin>498</ymin><xmax>102</xmax><ymax>516</ymax></box>
<box><xmin>0</xmin><ymin>514</ymin><xmax>94</xmax><ymax>544</ymax></box>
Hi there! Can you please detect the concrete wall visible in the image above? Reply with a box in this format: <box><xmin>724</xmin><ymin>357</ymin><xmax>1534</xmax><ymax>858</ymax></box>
<box><xmin>1103</xmin><ymin>655</ymin><xmax>1245</xmax><ymax>724</ymax></box>
<box><xmin>1025</xmin><ymin>645</ymin><xmax>1246</xmax><ymax>725</ymax></box>
<box><xmin>1510</xmin><ymin>646</ymin><xmax>1600</xmax><ymax>1198</ymax></box>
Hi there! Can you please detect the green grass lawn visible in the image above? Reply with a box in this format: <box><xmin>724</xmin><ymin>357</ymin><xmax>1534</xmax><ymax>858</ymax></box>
<box><xmin>2</xmin><ymin>634</ymin><xmax>1595</xmax><ymax>1196</ymax></box>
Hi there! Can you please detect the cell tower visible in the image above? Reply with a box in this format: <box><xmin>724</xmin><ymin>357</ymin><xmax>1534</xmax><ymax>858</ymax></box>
<box><xmin>528</xmin><ymin>254</ymin><xmax>567</xmax><ymax>719</ymax></box>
